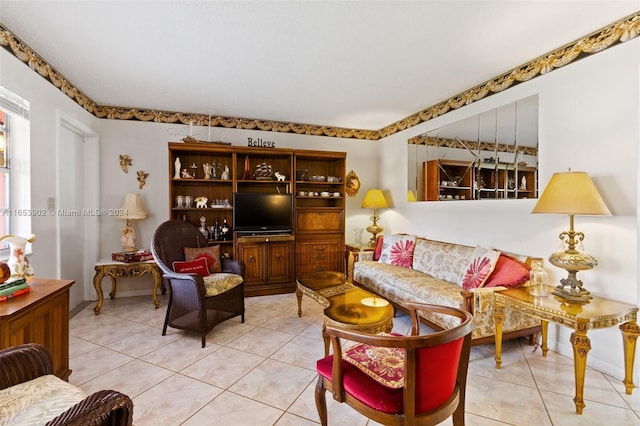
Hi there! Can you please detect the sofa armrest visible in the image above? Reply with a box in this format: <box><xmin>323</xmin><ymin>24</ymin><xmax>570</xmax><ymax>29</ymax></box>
<box><xmin>46</xmin><ymin>389</ymin><xmax>133</xmax><ymax>426</ymax></box>
<box><xmin>0</xmin><ymin>343</ymin><xmax>53</xmax><ymax>390</ymax></box>
<box><xmin>461</xmin><ymin>287</ymin><xmax>508</xmax><ymax>314</ymax></box>
<box><xmin>357</xmin><ymin>251</ymin><xmax>374</xmax><ymax>262</ymax></box>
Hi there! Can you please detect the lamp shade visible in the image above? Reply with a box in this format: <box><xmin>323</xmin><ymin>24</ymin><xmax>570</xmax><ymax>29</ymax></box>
<box><xmin>361</xmin><ymin>189</ymin><xmax>388</xmax><ymax>209</ymax></box>
<box><xmin>532</xmin><ymin>171</ymin><xmax>611</xmax><ymax>216</ymax></box>
<box><xmin>407</xmin><ymin>190</ymin><xmax>417</xmax><ymax>202</ymax></box>
<box><xmin>118</xmin><ymin>193</ymin><xmax>148</xmax><ymax>220</ymax></box>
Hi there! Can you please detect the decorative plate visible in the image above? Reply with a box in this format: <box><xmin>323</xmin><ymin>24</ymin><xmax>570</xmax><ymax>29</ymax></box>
<box><xmin>345</xmin><ymin>170</ymin><xmax>360</xmax><ymax>197</ymax></box>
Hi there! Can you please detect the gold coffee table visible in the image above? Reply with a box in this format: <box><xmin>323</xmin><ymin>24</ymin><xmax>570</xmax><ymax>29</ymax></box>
<box><xmin>296</xmin><ymin>271</ymin><xmax>394</xmax><ymax>355</ymax></box>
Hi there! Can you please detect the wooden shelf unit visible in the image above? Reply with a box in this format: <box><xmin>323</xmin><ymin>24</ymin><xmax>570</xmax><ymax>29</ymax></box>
<box><xmin>423</xmin><ymin>159</ymin><xmax>537</xmax><ymax>201</ymax></box>
<box><xmin>168</xmin><ymin>143</ymin><xmax>346</xmax><ymax>296</ymax></box>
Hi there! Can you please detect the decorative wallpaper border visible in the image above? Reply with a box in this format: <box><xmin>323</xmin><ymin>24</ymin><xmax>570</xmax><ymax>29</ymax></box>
<box><xmin>0</xmin><ymin>11</ymin><xmax>638</xmax><ymax>140</ymax></box>
<box><xmin>407</xmin><ymin>136</ymin><xmax>538</xmax><ymax>157</ymax></box>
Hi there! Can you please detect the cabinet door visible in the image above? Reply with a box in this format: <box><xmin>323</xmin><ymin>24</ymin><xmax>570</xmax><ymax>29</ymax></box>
<box><xmin>238</xmin><ymin>243</ymin><xmax>264</xmax><ymax>285</ymax></box>
<box><xmin>6</xmin><ymin>311</ymin><xmax>33</xmax><ymax>347</ymax></box>
<box><xmin>296</xmin><ymin>211</ymin><xmax>343</xmax><ymax>233</ymax></box>
<box><xmin>34</xmin><ymin>291</ymin><xmax>69</xmax><ymax>379</ymax></box>
<box><xmin>267</xmin><ymin>242</ymin><xmax>293</xmax><ymax>283</ymax></box>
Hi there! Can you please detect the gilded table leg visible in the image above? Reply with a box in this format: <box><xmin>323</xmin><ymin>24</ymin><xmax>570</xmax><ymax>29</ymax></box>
<box><xmin>93</xmin><ymin>267</ymin><xmax>105</xmax><ymax>315</ymax></box>
<box><xmin>494</xmin><ymin>304</ymin><xmax>505</xmax><ymax>368</ymax></box>
<box><xmin>541</xmin><ymin>320</ymin><xmax>549</xmax><ymax>356</ymax></box>
<box><xmin>108</xmin><ymin>275</ymin><xmax>117</xmax><ymax>299</ymax></box>
<box><xmin>620</xmin><ymin>321</ymin><xmax>640</xmax><ymax>394</ymax></box>
<box><xmin>296</xmin><ymin>286</ymin><xmax>303</xmax><ymax>317</ymax></box>
<box><xmin>570</xmin><ymin>329</ymin><xmax>591</xmax><ymax>414</ymax></box>
<box><xmin>151</xmin><ymin>264</ymin><xmax>162</xmax><ymax>309</ymax></box>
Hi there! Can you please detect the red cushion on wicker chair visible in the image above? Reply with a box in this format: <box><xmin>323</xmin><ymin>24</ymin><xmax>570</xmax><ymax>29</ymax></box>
<box><xmin>415</xmin><ymin>338</ymin><xmax>464</xmax><ymax>412</ymax></box>
<box><xmin>317</xmin><ymin>356</ymin><xmax>403</xmax><ymax>414</ymax></box>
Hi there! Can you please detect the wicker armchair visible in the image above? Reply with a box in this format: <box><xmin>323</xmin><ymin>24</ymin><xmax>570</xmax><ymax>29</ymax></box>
<box><xmin>0</xmin><ymin>343</ymin><xmax>133</xmax><ymax>426</ymax></box>
<box><xmin>151</xmin><ymin>219</ymin><xmax>246</xmax><ymax>347</ymax></box>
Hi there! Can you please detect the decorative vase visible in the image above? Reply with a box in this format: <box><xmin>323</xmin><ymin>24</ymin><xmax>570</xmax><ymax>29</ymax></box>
<box><xmin>354</xmin><ymin>228</ymin><xmax>364</xmax><ymax>246</ymax></box>
<box><xmin>0</xmin><ymin>234</ymin><xmax>36</xmax><ymax>281</ymax></box>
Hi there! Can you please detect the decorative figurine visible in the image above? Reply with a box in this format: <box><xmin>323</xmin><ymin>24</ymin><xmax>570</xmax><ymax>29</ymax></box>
<box><xmin>520</xmin><ymin>175</ymin><xmax>527</xmax><ymax>190</ymax></box>
<box><xmin>174</xmin><ymin>157</ymin><xmax>181</xmax><ymax>179</ymax></box>
<box><xmin>199</xmin><ymin>216</ymin><xmax>208</xmax><ymax>239</ymax></box>
<box><xmin>195</xmin><ymin>196</ymin><xmax>208</xmax><ymax>208</ymax></box>
<box><xmin>190</xmin><ymin>163</ymin><xmax>198</xmax><ymax>178</ymax></box>
<box><xmin>203</xmin><ymin>163</ymin><xmax>212</xmax><ymax>179</ymax></box>
<box><xmin>119</xmin><ymin>154</ymin><xmax>132</xmax><ymax>173</ymax></box>
<box><xmin>181</xmin><ymin>169</ymin><xmax>194</xmax><ymax>179</ymax></box>
<box><xmin>221</xmin><ymin>165</ymin><xmax>230</xmax><ymax>180</ymax></box>
<box><xmin>136</xmin><ymin>170</ymin><xmax>149</xmax><ymax>189</ymax></box>
<box><xmin>274</xmin><ymin>171</ymin><xmax>286</xmax><ymax>181</ymax></box>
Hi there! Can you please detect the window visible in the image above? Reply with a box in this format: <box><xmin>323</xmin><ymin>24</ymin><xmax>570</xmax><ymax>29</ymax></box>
<box><xmin>0</xmin><ymin>86</ymin><xmax>31</xmax><ymax>255</ymax></box>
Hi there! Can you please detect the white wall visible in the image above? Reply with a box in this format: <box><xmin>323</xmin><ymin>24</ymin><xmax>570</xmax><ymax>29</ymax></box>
<box><xmin>376</xmin><ymin>38</ymin><xmax>640</xmax><ymax>380</ymax></box>
<box><xmin>0</xmin><ymin>48</ymin><xmax>101</xmax><ymax>303</ymax></box>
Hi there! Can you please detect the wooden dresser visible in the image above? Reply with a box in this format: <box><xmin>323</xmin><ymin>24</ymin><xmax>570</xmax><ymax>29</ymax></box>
<box><xmin>0</xmin><ymin>278</ymin><xmax>74</xmax><ymax>380</ymax></box>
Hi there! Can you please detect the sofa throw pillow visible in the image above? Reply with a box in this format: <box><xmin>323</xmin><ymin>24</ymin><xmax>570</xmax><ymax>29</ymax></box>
<box><xmin>172</xmin><ymin>257</ymin><xmax>209</xmax><ymax>277</ymax></box>
<box><xmin>484</xmin><ymin>254</ymin><xmax>531</xmax><ymax>288</ymax></box>
<box><xmin>373</xmin><ymin>236</ymin><xmax>384</xmax><ymax>261</ymax></box>
<box><xmin>343</xmin><ymin>337</ymin><xmax>405</xmax><ymax>389</ymax></box>
<box><xmin>461</xmin><ymin>246</ymin><xmax>501</xmax><ymax>290</ymax></box>
<box><xmin>378</xmin><ymin>234</ymin><xmax>416</xmax><ymax>268</ymax></box>
<box><xmin>184</xmin><ymin>245</ymin><xmax>222</xmax><ymax>273</ymax></box>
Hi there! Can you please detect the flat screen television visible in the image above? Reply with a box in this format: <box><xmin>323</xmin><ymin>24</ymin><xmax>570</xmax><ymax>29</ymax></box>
<box><xmin>233</xmin><ymin>192</ymin><xmax>293</xmax><ymax>234</ymax></box>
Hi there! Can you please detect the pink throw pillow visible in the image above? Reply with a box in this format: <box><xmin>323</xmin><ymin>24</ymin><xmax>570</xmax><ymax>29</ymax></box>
<box><xmin>484</xmin><ymin>254</ymin><xmax>531</xmax><ymax>288</ymax></box>
<box><xmin>373</xmin><ymin>236</ymin><xmax>384</xmax><ymax>261</ymax></box>
<box><xmin>461</xmin><ymin>247</ymin><xmax>500</xmax><ymax>290</ymax></box>
<box><xmin>172</xmin><ymin>257</ymin><xmax>209</xmax><ymax>277</ymax></box>
<box><xmin>378</xmin><ymin>235</ymin><xmax>416</xmax><ymax>268</ymax></box>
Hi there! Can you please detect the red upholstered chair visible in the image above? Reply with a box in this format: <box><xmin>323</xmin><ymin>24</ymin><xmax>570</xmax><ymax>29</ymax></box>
<box><xmin>315</xmin><ymin>302</ymin><xmax>473</xmax><ymax>426</ymax></box>
<box><xmin>151</xmin><ymin>220</ymin><xmax>245</xmax><ymax>348</ymax></box>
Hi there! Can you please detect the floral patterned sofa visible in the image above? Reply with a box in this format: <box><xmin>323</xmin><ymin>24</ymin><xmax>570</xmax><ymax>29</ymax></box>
<box><xmin>353</xmin><ymin>234</ymin><xmax>541</xmax><ymax>344</ymax></box>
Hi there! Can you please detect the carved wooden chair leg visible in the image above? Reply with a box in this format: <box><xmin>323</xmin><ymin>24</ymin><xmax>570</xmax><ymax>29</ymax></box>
<box><xmin>315</xmin><ymin>376</ymin><xmax>328</xmax><ymax>426</ymax></box>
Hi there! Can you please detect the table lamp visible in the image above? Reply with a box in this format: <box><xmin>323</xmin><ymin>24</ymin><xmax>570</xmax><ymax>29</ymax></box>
<box><xmin>532</xmin><ymin>170</ymin><xmax>611</xmax><ymax>302</ymax></box>
<box><xmin>361</xmin><ymin>189</ymin><xmax>388</xmax><ymax>248</ymax></box>
<box><xmin>118</xmin><ymin>193</ymin><xmax>148</xmax><ymax>252</ymax></box>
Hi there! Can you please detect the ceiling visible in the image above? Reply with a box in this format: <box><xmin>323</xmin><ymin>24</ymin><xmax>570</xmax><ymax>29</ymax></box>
<box><xmin>1</xmin><ymin>1</ymin><xmax>638</xmax><ymax>131</ymax></box>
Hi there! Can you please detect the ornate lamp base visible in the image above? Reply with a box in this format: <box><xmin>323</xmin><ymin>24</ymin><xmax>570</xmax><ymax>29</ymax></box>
<box><xmin>549</xmin><ymin>251</ymin><xmax>597</xmax><ymax>302</ymax></box>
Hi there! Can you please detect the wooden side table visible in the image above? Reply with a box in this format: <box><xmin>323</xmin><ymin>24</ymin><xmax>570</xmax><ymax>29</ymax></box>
<box><xmin>494</xmin><ymin>287</ymin><xmax>639</xmax><ymax>414</ymax></box>
<box><xmin>344</xmin><ymin>244</ymin><xmax>373</xmax><ymax>280</ymax></box>
<box><xmin>93</xmin><ymin>259</ymin><xmax>163</xmax><ymax>315</ymax></box>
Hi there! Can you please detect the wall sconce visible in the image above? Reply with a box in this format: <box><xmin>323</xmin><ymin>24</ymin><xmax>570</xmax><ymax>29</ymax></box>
<box><xmin>532</xmin><ymin>170</ymin><xmax>611</xmax><ymax>302</ymax></box>
<box><xmin>117</xmin><ymin>193</ymin><xmax>148</xmax><ymax>252</ymax></box>
<box><xmin>361</xmin><ymin>189</ymin><xmax>388</xmax><ymax>247</ymax></box>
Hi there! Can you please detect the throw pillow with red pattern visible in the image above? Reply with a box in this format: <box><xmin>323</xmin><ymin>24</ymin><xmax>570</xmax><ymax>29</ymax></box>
<box><xmin>378</xmin><ymin>234</ymin><xmax>416</xmax><ymax>268</ymax></box>
<box><xmin>461</xmin><ymin>247</ymin><xmax>501</xmax><ymax>290</ymax></box>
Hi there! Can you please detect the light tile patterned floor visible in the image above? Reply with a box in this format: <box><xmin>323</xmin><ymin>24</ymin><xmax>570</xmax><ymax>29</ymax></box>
<box><xmin>69</xmin><ymin>294</ymin><xmax>640</xmax><ymax>425</ymax></box>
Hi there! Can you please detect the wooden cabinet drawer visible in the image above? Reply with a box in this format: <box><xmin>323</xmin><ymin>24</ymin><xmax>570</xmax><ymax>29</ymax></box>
<box><xmin>296</xmin><ymin>240</ymin><xmax>344</xmax><ymax>274</ymax></box>
<box><xmin>296</xmin><ymin>211</ymin><xmax>343</xmax><ymax>233</ymax></box>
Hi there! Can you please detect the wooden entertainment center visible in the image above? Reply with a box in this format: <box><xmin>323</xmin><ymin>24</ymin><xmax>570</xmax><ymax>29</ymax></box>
<box><xmin>168</xmin><ymin>142</ymin><xmax>346</xmax><ymax>296</ymax></box>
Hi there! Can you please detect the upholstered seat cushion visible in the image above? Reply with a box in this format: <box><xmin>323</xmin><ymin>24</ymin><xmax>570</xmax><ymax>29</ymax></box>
<box><xmin>203</xmin><ymin>273</ymin><xmax>243</xmax><ymax>297</ymax></box>
<box><xmin>318</xmin><ymin>337</ymin><xmax>464</xmax><ymax>415</ymax></box>
<box><xmin>0</xmin><ymin>374</ymin><xmax>86</xmax><ymax>426</ymax></box>
<box><xmin>317</xmin><ymin>356</ymin><xmax>403</xmax><ymax>414</ymax></box>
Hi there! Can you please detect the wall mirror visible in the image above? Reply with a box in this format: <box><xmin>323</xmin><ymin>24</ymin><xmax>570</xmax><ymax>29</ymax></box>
<box><xmin>407</xmin><ymin>95</ymin><xmax>538</xmax><ymax>202</ymax></box>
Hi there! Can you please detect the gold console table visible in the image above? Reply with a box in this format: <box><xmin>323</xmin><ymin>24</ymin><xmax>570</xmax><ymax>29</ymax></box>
<box><xmin>93</xmin><ymin>259</ymin><xmax>163</xmax><ymax>315</ymax></box>
<box><xmin>494</xmin><ymin>287</ymin><xmax>639</xmax><ymax>414</ymax></box>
